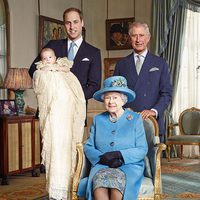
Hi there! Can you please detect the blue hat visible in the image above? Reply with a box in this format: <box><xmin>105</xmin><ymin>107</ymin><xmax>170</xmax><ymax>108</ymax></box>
<box><xmin>93</xmin><ymin>76</ymin><xmax>136</xmax><ymax>103</ymax></box>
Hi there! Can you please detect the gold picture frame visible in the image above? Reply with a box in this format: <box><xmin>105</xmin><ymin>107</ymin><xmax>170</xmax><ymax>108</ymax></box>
<box><xmin>104</xmin><ymin>57</ymin><xmax>122</xmax><ymax>79</ymax></box>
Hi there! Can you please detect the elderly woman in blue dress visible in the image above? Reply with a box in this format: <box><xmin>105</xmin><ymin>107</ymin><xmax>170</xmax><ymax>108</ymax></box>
<box><xmin>78</xmin><ymin>76</ymin><xmax>148</xmax><ymax>200</ymax></box>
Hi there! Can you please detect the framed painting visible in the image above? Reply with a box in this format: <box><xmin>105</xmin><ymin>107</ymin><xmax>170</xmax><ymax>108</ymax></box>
<box><xmin>0</xmin><ymin>100</ymin><xmax>18</xmax><ymax>115</ymax></box>
<box><xmin>104</xmin><ymin>57</ymin><xmax>122</xmax><ymax>79</ymax></box>
<box><xmin>106</xmin><ymin>17</ymin><xmax>134</xmax><ymax>50</ymax></box>
<box><xmin>38</xmin><ymin>15</ymin><xmax>66</xmax><ymax>51</ymax></box>
<box><xmin>38</xmin><ymin>15</ymin><xmax>86</xmax><ymax>52</ymax></box>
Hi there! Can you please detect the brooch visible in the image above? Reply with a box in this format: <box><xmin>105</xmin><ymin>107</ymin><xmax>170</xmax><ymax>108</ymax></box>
<box><xmin>126</xmin><ymin>115</ymin><xmax>133</xmax><ymax>120</ymax></box>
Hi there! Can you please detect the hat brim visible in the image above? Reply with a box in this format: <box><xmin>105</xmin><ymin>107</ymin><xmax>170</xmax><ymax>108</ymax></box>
<box><xmin>93</xmin><ymin>87</ymin><xmax>136</xmax><ymax>103</ymax></box>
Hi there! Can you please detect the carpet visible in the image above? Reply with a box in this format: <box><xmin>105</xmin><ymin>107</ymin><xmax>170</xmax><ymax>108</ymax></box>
<box><xmin>161</xmin><ymin>158</ymin><xmax>200</xmax><ymax>200</ymax></box>
<box><xmin>1</xmin><ymin>159</ymin><xmax>200</xmax><ymax>200</ymax></box>
<box><xmin>0</xmin><ymin>173</ymin><xmax>47</xmax><ymax>200</ymax></box>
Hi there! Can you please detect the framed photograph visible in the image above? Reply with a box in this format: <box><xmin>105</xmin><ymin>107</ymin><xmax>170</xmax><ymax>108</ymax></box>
<box><xmin>104</xmin><ymin>57</ymin><xmax>122</xmax><ymax>79</ymax></box>
<box><xmin>106</xmin><ymin>17</ymin><xmax>134</xmax><ymax>50</ymax></box>
<box><xmin>38</xmin><ymin>15</ymin><xmax>86</xmax><ymax>52</ymax></box>
<box><xmin>0</xmin><ymin>100</ymin><xmax>18</xmax><ymax>115</ymax></box>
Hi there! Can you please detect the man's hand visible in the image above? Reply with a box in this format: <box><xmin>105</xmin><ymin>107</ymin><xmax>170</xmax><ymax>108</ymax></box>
<box><xmin>141</xmin><ymin>109</ymin><xmax>156</xmax><ymax>119</ymax></box>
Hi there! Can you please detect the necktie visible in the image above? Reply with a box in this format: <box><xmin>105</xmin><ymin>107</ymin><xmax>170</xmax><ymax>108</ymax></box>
<box><xmin>136</xmin><ymin>55</ymin><xmax>143</xmax><ymax>75</ymax></box>
<box><xmin>68</xmin><ymin>42</ymin><xmax>75</xmax><ymax>61</ymax></box>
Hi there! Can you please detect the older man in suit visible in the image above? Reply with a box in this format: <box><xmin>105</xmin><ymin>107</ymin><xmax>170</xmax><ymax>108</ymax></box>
<box><xmin>29</xmin><ymin>7</ymin><xmax>102</xmax><ymax>100</ymax></box>
<box><xmin>114</xmin><ymin>22</ymin><xmax>172</xmax><ymax>141</ymax></box>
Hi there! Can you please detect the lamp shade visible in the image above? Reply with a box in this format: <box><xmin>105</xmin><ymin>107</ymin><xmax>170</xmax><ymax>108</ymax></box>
<box><xmin>4</xmin><ymin>68</ymin><xmax>32</xmax><ymax>90</ymax></box>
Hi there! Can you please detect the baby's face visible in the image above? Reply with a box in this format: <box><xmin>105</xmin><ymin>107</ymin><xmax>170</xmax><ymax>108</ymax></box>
<box><xmin>41</xmin><ymin>51</ymin><xmax>56</xmax><ymax>64</ymax></box>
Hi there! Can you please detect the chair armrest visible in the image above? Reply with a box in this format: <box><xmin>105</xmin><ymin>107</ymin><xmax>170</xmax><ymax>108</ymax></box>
<box><xmin>154</xmin><ymin>143</ymin><xmax>166</xmax><ymax>198</ymax></box>
<box><xmin>168</xmin><ymin>123</ymin><xmax>178</xmax><ymax>137</ymax></box>
<box><xmin>71</xmin><ymin>143</ymin><xmax>84</xmax><ymax>200</ymax></box>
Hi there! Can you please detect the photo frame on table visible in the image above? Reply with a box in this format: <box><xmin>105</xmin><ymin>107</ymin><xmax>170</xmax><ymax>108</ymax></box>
<box><xmin>106</xmin><ymin>17</ymin><xmax>135</xmax><ymax>50</ymax></box>
<box><xmin>104</xmin><ymin>57</ymin><xmax>122</xmax><ymax>79</ymax></box>
<box><xmin>38</xmin><ymin>15</ymin><xmax>86</xmax><ymax>52</ymax></box>
<box><xmin>0</xmin><ymin>100</ymin><xmax>18</xmax><ymax>115</ymax></box>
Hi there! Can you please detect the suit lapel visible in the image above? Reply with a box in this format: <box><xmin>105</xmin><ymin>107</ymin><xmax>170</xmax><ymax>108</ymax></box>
<box><xmin>74</xmin><ymin>40</ymin><xmax>86</xmax><ymax>62</ymax></box>
<box><xmin>124</xmin><ymin>54</ymin><xmax>139</xmax><ymax>88</ymax></box>
<box><xmin>134</xmin><ymin>52</ymin><xmax>154</xmax><ymax>91</ymax></box>
<box><xmin>61</xmin><ymin>39</ymin><xmax>68</xmax><ymax>57</ymax></box>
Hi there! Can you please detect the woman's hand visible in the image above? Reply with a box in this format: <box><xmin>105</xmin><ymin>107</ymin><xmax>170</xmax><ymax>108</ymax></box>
<box><xmin>99</xmin><ymin>151</ymin><xmax>124</xmax><ymax>167</ymax></box>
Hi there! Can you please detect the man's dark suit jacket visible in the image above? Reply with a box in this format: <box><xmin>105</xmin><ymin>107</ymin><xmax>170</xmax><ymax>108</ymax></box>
<box><xmin>29</xmin><ymin>39</ymin><xmax>102</xmax><ymax>100</ymax></box>
<box><xmin>114</xmin><ymin>51</ymin><xmax>172</xmax><ymax>136</ymax></box>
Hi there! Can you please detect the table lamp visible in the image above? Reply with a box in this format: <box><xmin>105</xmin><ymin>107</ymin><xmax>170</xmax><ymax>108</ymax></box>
<box><xmin>4</xmin><ymin>68</ymin><xmax>32</xmax><ymax>114</ymax></box>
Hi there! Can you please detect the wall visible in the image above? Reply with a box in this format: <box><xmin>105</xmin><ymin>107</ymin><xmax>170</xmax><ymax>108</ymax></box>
<box><xmin>7</xmin><ymin>0</ymin><xmax>152</xmax><ymax>110</ymax></box>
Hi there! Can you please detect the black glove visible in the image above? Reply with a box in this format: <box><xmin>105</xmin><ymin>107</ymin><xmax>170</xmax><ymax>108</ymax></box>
<box><xmin>99</xmin><ymin>156</ymin><xmax>110</xmax><ymax>165</ymax></box>
<box><xmin>108</xmin><ymin>158</ymin><xmax>124</xmax><ymax>168</ymax></box>
<box><xmin>99</xmin><ymin>151</ymin><xmax>123</xmax><ymax>166</ymax></box>
<box><xmin>102</xmin><ymin>151</ymin><xmax>122</xmax><ymax>160</ymax></box>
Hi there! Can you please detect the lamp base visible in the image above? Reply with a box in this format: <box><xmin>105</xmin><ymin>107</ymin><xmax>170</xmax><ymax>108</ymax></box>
<box><xmin>14</xmin><ymin>90</ymin><xmax>25</xmax><ymax>114</ymax></box>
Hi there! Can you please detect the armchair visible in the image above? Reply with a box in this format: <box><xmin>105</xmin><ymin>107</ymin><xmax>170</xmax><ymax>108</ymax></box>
<box><xmin>166</xmin><ymin>107</ymin><xmax>200</xmax><ymax>161</ymax></box>
<box><xmin>71</xmin><ymin>116</ymin><xmax>166</xmax><ymax>200</ymax></box>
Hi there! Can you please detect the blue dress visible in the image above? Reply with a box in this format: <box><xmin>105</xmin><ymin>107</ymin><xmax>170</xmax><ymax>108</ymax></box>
<box><xmin>78</xmin><ymin>109</ymin><xmax>148</xmax><ymax>200</ymax></box>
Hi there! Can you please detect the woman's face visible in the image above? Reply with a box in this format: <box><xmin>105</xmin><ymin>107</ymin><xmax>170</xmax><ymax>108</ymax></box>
<box><xmin>104</xmin><ymin>92</ymin><xmax>124</xmax><ymax>115</ymax></box>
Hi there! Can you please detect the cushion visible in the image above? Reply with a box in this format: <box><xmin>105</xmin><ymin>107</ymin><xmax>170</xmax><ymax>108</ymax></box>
<box><xmin>144</xmin><ymin>156</ymin><xmax>153</xmax><ymax>178</ymax></box>
<box><xmin>138</xmin><ymin>177</ymin><xmax>154</xmax><ymax>196</ymax></box>
<box><xmin>168</xmin><ymin>135</ymin><xmax>200</xmax><ymax>142</ymax></box>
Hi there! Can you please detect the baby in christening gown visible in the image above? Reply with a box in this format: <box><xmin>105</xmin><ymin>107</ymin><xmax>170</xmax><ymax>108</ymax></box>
<box><xmin>33</xmin><ymin>48</ymin><xmax>86</xmax><ymax>200</ymax></box>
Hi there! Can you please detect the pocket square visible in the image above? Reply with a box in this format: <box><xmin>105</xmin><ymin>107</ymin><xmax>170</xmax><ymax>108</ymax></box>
<box><xmin>82</xmin><ymin>58</ymin><xmax>90</xmax><ymax>61</ymax></box>
<box><xmin>149</xmin><ymin>67</ymin><xmax>159</xmax><ymax>72</ymax></box>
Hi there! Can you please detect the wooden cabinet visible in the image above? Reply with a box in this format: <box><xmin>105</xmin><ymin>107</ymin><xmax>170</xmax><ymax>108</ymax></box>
<box><xmin>0</xmin><ymin>115</ymin><xmax>41</xmax><ymax>184</ymax></box>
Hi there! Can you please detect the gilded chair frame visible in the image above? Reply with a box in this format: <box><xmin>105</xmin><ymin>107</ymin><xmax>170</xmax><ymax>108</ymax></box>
<box><xmin>166</xmin><ymin>107</ymin><xmax>200</xmax><ymax>162</ymax></box>
<box><xmin>71</xmin><ymin>116</ymin><xmax>166</xmax><ymax>200</ymax></box>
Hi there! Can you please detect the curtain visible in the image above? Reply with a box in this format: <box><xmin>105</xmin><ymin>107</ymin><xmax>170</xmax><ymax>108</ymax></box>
<box><xmin>152</xmin><ymin>0</ymin><xmax>200</xmax><ymax>158</ymax></box>
<box><xmin>151</xmin><ymin>0</ymin><xmax>187</xmax><ymax>142</ymax></box>
<box><xmin>181</xmin><ymin>0</ymin><xmax>200</xmax><ymax>12</ymax></box>
<box><xmin>172</xmin><ymin>9</ymin><xmax>200</xmax><ymax>157</ymax></box>
<box><xmin>0</xmin><ymin>0</ymin><xmax>7</xmax><ymax>98</ymax></box>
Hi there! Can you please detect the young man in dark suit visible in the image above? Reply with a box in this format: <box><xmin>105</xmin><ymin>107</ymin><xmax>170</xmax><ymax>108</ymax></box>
<box><xmin>29</xmin><ymin>7</ymin><xmax>102</xmax><ymax>100</ymax></box>
<box><xmin>114</xmin><ymin>22</ymin><xmax>172</xmax><ymax>141</ymax></box>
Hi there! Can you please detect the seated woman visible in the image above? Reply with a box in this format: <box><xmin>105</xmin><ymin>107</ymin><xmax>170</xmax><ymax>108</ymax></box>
<box><xmin>78</xmin><ymin>76</ymin><xmax>148</xmax><ymax>200</ymax></box>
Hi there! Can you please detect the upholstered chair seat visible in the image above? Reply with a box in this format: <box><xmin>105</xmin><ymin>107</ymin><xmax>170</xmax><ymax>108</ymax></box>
<box><xmin>166</xmin><ymin>107</ymin><xmax>200</xmax><ymax>161</ymax></box>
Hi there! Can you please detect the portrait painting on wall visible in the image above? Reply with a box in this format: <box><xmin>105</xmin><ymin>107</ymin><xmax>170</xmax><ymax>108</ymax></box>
<box><xmin>106</xmin><ymin>17</ymin><xmax>135</xmax><ymax>50</ymax></box>
<box><xmin>38</xmin><ymin>15</ymin><xmax>66</xmax><ymax>52</ymax></box>
<box><xmin>0</xmin><ymin>100</ymin><xmax>18</xmax><ymax>115</ymax></box>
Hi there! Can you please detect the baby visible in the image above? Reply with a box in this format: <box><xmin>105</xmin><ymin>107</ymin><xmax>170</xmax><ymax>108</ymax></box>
<box><xmin>35</xmin><ymin>47</ymin><xmax>71</xmax><ymax>72</ymax></box>
<box><xmin>33</xmin><ymin>48</ymin><xmax>86</xmax><ymax>199</ymax></box>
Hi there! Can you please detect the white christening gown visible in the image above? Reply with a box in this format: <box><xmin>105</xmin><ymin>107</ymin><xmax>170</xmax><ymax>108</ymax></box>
<box><xmin>33</xmin><ymin>58</ymin><xmax>86</xmax><ymax>200</ymax></box>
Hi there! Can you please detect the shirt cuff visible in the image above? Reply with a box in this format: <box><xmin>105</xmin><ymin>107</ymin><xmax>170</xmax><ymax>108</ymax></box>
<box><xmin>151</xmin><ymin>108</ymin><xmax>158</xmax><ymax>118</ymax></box>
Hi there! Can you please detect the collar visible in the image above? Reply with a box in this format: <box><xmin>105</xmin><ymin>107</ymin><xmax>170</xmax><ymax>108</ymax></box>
<box><xmin>68</xmin><ymin>36</ymin><xmax>83</xmax><ymax>49</ymax></box>
<box><xmin>133</xmin><ymin>49</ymin><xmax>148</xmax><ymax>59</ymax></box>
